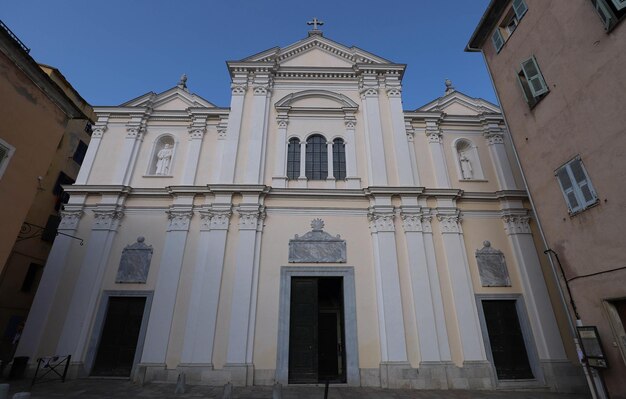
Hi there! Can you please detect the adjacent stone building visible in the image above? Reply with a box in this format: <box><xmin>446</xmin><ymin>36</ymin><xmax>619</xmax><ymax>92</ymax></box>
<box><xmin>17</xmin><ymin>28</ymin><xmax>585</xmax><ymax>391</ymax></box>
<box><xmin>0</xmin><ymin>21</ymin><xmax>94</xmax><ymax>364</ymax></box>
<box><xmin>468</xmin><ymin>1</ymin><xmax>626</xmax><ymax>397</ymax></box>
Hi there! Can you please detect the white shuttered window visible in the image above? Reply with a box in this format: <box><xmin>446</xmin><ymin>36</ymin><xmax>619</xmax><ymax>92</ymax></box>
<box><xmin>555</xmin><ymin>157</ymin><xmax>598</xmax><ymax>214</ymax></box>
<box><xmin>521</xmin><ymin>56</ymin><xmax>549</xmax><ymax>97</ymax></box>
<box><xmin>512</xmin><ymin>0</ymin><xmax>528</xmax><ymax>19</ymax></box>
<box><xmin>492</xmin><ymin>29</ymin><xmax>505</xmax><ymax>52</ymax></box>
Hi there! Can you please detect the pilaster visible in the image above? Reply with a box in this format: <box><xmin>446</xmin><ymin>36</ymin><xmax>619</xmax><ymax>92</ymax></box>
<box><xmin>367</xmin><ymin>201</ymin><xmax>408</xmax><ymax>362</ymax></box>
<box><xmin>404</xmin><ymin>120</ymin><xmax>421</xmax><ymax>186</ymax></box>
<box><xmin>360</xmin><ymin>74</ymin><xmax>388</xmax><ymax>185</ymax></box>
<box><xmin>343</xmin><ymin>114</ymin><xmax>360</xmax><ymax>188</ymax></box>
<box><xmin>326</xmin><ymin>140</ymin><xmax>335</xmax><ymax>188</ymax></box>
<box><xmin>436</xmin><ymin>207</ymin><xmax>486</xmax><ymax>362</ymax></box>
<box><xmin>16</xmin><ymin>208</ymin><xmax>84</xmax><ymax>359</ymax></box>
<box><xmin>226</xmin><ymin>195</ymin><xmax>266</xmax><ymax>385</ymax></box>
<box><xmin>181</xmin><ymin>200</ymin><xmax>232</xmax><ymax>365</ymax></box>
<box><xmin>425</xmin><ymin>116</ymin><xmax>451</xmax><ymax>188</ymax></box>
<box><xmin>385</xmin><ymin>76</ymin><xmax>414</xmax><ymax>186</ymax></box>
<box><xmin>141</xmin><ymin>200</ymin><xmax>194</xmax><ymax>364</ymax></box>
<box><xmin>181</xmin><ymin>113</ymin><xmax>207</xmax><ymax>185</ymax></box>
<box><xmin>57</xmin><ymin>206</ymin><xmax>124</xmax><ymax>362</ymax></box>
<box><xmin>218</xmin><ymin>74</ymin><xmax>247</xmax><ymax>183</ymax></box>
<box><xmin>502</xmin><ymin>212</ymin><xmax>567</xmax><ymax>360</ymax></box>
<box><xmin>481</xmin><ymin>117</ymin><xmax>516</xmax><ymax>190</ymax></box>
<box><xmin>116</xmin><ymin>110</ymin><xmax>149</xmax><ymax>185</ymax></box>
<box><xmin>272</xmin><ymin>112</ymin><xmax>289</xmax><ymax>188</ymax></box>
<box><xmin>75</xmin><ymin>115</ymin><xmax>108</xmax><ymax>185</ymax></box>
<box><xmin>400</xmin><ymin>199</ymin><xmax>451</xmax><ymax>362</ymax></box>
<box><xmin>244</xmin><ymin>71</ymin><xmax>273</xmax><ymax>184</ymax></box>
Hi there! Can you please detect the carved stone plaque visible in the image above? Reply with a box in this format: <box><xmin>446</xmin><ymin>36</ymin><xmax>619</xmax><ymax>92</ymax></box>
<box><xmin>475</xmin><ymin>241</ymin><xmax>510</xmax><ymax>287</ymax></box>
<box><xmin>289</xmin><ymin>219</ymin><xmax>346</xmax><ymax>263</ymax></box>
<box><xmin>116</xmin><ymin>236</ymin><xmax>153</xmax><ymax>283</ymax></box>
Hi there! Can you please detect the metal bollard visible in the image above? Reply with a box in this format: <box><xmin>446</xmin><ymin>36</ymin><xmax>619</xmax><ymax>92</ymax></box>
<box><xmin>222</xmin><ymin>382</ymin><xmax>232</xmax><ymax>399</ymax></box>
<box><xmin>175</xmin><ymin>372</ymin><xmax>186</xmax><ymax>394</ymax></box>
<box><xmin>323</xmin><ymin>380</ymin><xmax>329</xmax><ymax>399</ymax></box>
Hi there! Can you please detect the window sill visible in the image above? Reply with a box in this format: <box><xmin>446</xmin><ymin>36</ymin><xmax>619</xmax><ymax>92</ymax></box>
<box><xmin>568</xmin><ymin>199</ymin><xmax>600</xmax><ymax>217</ymax></box>
<box><xmin>143</xmin><ymin>174</ymin><xmax>174</xmax><ymax>178</ymax></box>
<box><xmin>458</xmin><ymin>178</ymin><xmax>488</xmax><ymax>183</ymax></box>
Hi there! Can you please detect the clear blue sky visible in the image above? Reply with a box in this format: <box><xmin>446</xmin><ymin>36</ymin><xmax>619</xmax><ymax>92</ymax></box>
<box><xmin>2</xmin><ymin>0</ymin><xmax>494</xmax><ymax>110</ymax></box>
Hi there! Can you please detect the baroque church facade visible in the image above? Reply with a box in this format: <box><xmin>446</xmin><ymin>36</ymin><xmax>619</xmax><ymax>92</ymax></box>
<box><xmin>16</xmin><ymin>29</ymin><xmax>585</xmax><ymax>391</ymax></box>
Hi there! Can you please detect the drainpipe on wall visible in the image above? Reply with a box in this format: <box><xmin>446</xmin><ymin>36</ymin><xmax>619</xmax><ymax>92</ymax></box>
<box><xmin>476</xmin><ymin>50</ymin><xmax>602</xmax><ymax>399</ymax></box>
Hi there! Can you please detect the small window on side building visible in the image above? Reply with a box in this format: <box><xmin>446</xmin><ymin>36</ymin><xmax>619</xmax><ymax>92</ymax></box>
<box><xmin>517</xmin><ymin>56</ymin><xmax>549</xmax><ymax>107</ymax></box>
<box><xmin>555</xmin><ymin>157</ymin><xmax>598</xmax><ymax>214</ymax></box>
<box><xmin>0</xmin><ymin>138</ymin><xmax>16</xmax><ymax>180</ymax></box>
<box><xmin>72</xmin><ymin>141</ymin><xmax>88</xmax><ymax>165</ymax></box>
<box><xmin>21</xmin><ymin>263</ymin><xmax>43</xmax><ymax>292</ymax></box>
<box><xmin>591</xmin><ymin>0</ymin><xmax>626</xmax><ymax>31</ymax></box>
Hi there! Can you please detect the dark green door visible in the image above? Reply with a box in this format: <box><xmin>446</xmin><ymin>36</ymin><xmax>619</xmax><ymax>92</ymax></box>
<box><xmin>482</xmin><ymin>300</ymin><xmax>534</xmax><ymax>380</ymax></box>
<box><xmin>91</xmin><ymin>296</ymin><xmax>146</xmax><ymax>377</ymax></box>
<box><xmin>289</xmin><ymin>277</ymin><xmax>346</xmax><ymax>384</ymax></box>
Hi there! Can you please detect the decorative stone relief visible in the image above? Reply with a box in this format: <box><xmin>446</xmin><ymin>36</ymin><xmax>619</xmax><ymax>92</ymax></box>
<box><xmin>503</xmin><ymin>215</ymin><xmax>531</xmax><ymax>235</ymax></box>
<box><xmin>91</xmin><ymin>125</ymin><xmax>106</xmax><ymax>138</ymax></box>
<box><xmin>231</xmin><ymin>83</ymin><xmax>247</xmax><ymax>95</ymax></box>
<box><xmin>93</xmin><ymin>210</ymin><xmax>123</xmax><ymax>231</ymax></box>
<box><xmin>116</xmin><ymin>236</ymin><xmax>153</xmax><ymax>284</ymax></box>
<box><xmin>484</xmin><ymin>132</ymin><xmax>504</xmax><ymax>145</ymax></box>
<box><xmin>166</xmin><ymin>209</ymin><xmax>193</xmax><ymax>231</ymax></box>
<box><xmin>58</xmin><ymin>210</ymin><xmax>83</xmax><ymax>231</ymax></box>
<box><xmin>475</xmin><ymin>241</ymin><xmax>511</xmax><ymax>287</ymax></box>
<box><xmin>437</xmin><ymin>213</ymin><xmax>462</xmax><ymax>234</ymax></box>
<box><xmin>421</xmin><ymin>214</ymin><xmax>433</xmax><ymax>233</ymax></box>
<box><xmin>368</xmin><ymin>211</ymin><xmax>395</xmax><ymax>233</ymax></box>
<box><xmin>276</xmin><ymin>115</ymin><xmax>289</xmax><ymax>129</ymax></box>
<box><xmin>344</xmin><ymin>117</ymin><xmax>356</xmax><ymax>129</ymax></box>
<box><xmin>360</xmin><ymin>88</ymin><xmax>379</xmax><ymax>98</ymax></box>
<box><xmin>288</xmin><ymin>219</ymin><xmax>346</xmax><ymax>263</ymax></box>
<box><xmin>386</xmin><ymin>88</ymin><xmax>402</xmax><ymax>98</ymax></box>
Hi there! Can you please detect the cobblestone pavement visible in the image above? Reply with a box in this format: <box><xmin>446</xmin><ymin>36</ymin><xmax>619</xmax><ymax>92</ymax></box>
<box><xmin>2</xmin><ymin>379</ymin><xmax>591</xmax><ymax>399</ymax></box>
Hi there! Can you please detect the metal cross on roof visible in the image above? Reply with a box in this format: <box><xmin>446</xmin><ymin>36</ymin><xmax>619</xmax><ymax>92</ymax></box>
<box><xmin>307</xmin><ymin>17</ymin><xmax>324</xmax><ymax>30</ymax></box>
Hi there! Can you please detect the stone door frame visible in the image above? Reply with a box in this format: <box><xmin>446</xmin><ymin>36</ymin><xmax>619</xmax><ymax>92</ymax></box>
<box><xmin>276</xmin><ymin>266</ymin><xmax>359</xmax><ymax>386</ymax></box>
<box><xmin>84</xmin><ymin>290</ymin><xmax>153</xmax><ymax>377</ymax></box>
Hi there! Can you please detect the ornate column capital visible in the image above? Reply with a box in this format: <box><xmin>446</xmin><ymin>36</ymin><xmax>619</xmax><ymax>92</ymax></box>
<box><xmin>93</xmin><ymin>209</ymin><xmax>124</xmax><ymax>231</ymax></box>
<box><xmin>188</xmin><ymin>116</ymin><xmax>208</xmax><ymax>140</ymax></box>
<box><xmin>360</xmin><ymin>87</ymin><xmax>379</xmax><ymax>98</ymax></box>
<box><xmin>237</xmin><ymin>207</ymin><xmax>266</xmax><ymax>230</ymax></box>
<box><xmin>502</xmin><ymin>215</ymin><xmax>532</xmax><ymax>235</ymax></box>
<box><xmin>231</xmin><ymin>83</ymin><xmax>247</xmax><ymax>96</ymax></box>
<box><xmin>484</xmin><ymin>131</ymin><xmax>505</xmax><ymax>145</ymax></box>
<box><xmin>386</xmin><ymin>87</ymin><xmax>402</xmax><ymax>98</ymax></box>
<box><xmin>92</xmin><ymin>125</ymin><xmax>107</xmax><ymax>139</ymax></box>
<box><xmin>58</xmin><ymin>210</ymin><xmax>84</xmax><ymax>231</ymax></box>
<box><xmin>217</xmin><ymin>117</ymin><xmax>228</xmax><ymax>140</ymax></box>
<box><xmin>437</xmin><ymin>211</ymin><xmax>462</xmax><ymax>234</ymax></box>
<box><xmin>426</xmin><ymin>127</ymin><xmax>443</xmax><ymax>144</ymax></box>
<box><xmin>276</xmin><ymin>115</ymin><xmax>289</xmax><ymax>129</ymax></box>
<box><xmin>200</xmin><ymin>208</ymin><xmax>232</xmax><ymax>231</ymax></box>
<box><xmin>367</xmin><ymin>210</ymin><xmax>395</xmax><ymax>233</ymax></box>
<box><xmin>344</xmin><ymin>116</ymin><xmax>357</xmax><ymax>129</ymax></box>
<box><xmin>166</xmin><ymin>209</ymin><xmax>193</xmax><ymax>232</ymax></box>
<box><xmin>400</xmin><ymin>212</ymin><xmax>423</xmax><ymax>232</ymax></box>
<box><xmin>125</xmin><ymin>124</ymin><xmax>143</xmax><ymax>139</ymax></box>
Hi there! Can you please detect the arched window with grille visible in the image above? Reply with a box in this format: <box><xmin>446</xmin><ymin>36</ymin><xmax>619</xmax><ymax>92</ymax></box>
<box><xmin>305</xmin><ymin>134</ymin><xmax>327</xmax><ymax>180</ymax></box>
<box><xmin>287</xmin><ymin>138</ymin><xmax>301</xmax><ymax>179</ymax></box>
<box><xmin>333</xmin><ymin>138</ymin><xmax>346</xmax><ymax>180</ymax></box>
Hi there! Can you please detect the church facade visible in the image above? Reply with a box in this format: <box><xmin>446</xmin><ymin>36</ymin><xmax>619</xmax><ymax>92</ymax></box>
<box><xmin>16</xmin><ymin>30</ymin><xmax>585</xmax><ymax>391</ymax></box>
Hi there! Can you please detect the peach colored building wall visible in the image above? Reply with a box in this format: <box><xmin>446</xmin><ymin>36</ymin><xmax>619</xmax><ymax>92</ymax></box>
<box><xmin>469</xmin><ymin>1</ymin><xmax>626</xmax><ymax>396</ymax></box>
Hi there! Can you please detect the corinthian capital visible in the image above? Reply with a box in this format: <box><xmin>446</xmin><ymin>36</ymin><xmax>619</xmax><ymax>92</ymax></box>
<box><xmin>231</xmin><ymin>83</ymin><xmax>247</xmax><ymax>96</ymax></box>
<box><xmin>166</xmin><ymin>209</ymin><xmax>193</xmax><ymax>232</ymax></box>
<box><xmin>200</xmin><ymin>209</ymin><xmax>232</xmax><ymax>231</ymax></box>
<box><xmin>276</xmin><ymin>115</ymin><xmax>289</xmax><ymax>129</ymax></box>
<box><xmin>426</xmin><ymin>128</ymin><xmax>443</xmax><ymax>144</ymax></box>
<box><xmin>92</xmin><ymin>125</ymin><xmax>107</xmax><ymax>138</ymax></box>
<box><xmin>367</xmin><ymin>210</ymin><xmax>395</xmax><ymax>233</ymax></box>
<box><xmin>58</xmin><ymin>210</ymin><xmax>83</xmax><ymax>231</ymax></box>
<box><xmin>437</xmin><ymin>212</ymin><xmax>462</xmax><ymax>234</ymax></box>
<box><xmin>93</xmin><ymin>209</ymin><xmax>124</xmax><ymax>231</ymax></box>
<box><xmin>386</xmin><ymin>87</ymin><xmax>402</xmax><ymax>98</ymax></box>
<box><xmin>237</xmin><ymin>207</ymin><xmax>266</xmax><ymax>230</ymax></box>
<box><xmin>502</xmin><ymin>215</ymin><xmax>531</xmax><ymax>235</ymax></box>
<box><xmin>484</xmin><ymin>131</ymin><xmax>504</xmax><ymax>145</ymax></box>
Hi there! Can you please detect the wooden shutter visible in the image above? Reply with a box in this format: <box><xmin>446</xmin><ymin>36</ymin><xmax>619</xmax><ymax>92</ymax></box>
<box><xmin>569</xmin><ymin>158</ymin><xmax>597</xmax><ymax>206</ymax></box>
<box><xmin>556</xmin><ymin>167</ymin><xmax>580</xmax><ymax>213</ymax></box>
<box><xmin>512</xmin><ymin>0</ymin><xmax>528</xmax><ymax>19</ymax></box>
<box><xmin>592</xmin><ymin>0</ymin><xmax>617</xmax><ymax>30</ymax></box>
<box><xmin>492</xmin><ymin>29</ymin><xmax>505</xmax><ymax>52</ymax></box>
<box><xmin>611</xmin><ymin>0</ymin><xmax>626</xmax><ymax>10</ymax></box>
<box><xmin>521</xmin><ymin>57</ymin><xmax>548</xmax><ymax>97</ymax></box>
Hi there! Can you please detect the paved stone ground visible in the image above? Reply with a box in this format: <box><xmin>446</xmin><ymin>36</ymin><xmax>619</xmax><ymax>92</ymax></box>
<box><xmin>2</xmin><ymin>379</ymin><xmax>591</xmax><ymax>399</ymax></box>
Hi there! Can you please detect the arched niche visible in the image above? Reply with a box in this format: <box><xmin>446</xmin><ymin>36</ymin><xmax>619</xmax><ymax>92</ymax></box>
<box><xmin>453</xmin><ymin>138</ymin><xmax>484</xmax><ymax>180</ymax></box>
<box><xmin>147</xmin><ymin>135</ymin><xmax>176</xmax><ymax>176</ymax></box>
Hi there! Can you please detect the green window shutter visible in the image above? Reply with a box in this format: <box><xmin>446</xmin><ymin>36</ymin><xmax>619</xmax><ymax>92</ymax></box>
<box><xmin>516</xmin><ymin>71</ymin><xmax>533</xmax><ymax>105</ymax></box>
<box><xmin>556</xmin><ymin>167</ymin><xmax>580</xmax><ymax>213</ymax></box>
<box><xmin>521</xmin><ymin>56</ymin><xmax>548</xmax><ymax>97</ymax></box>
<box><xmin>611</xmin><ymin>0</ymin><xmax>626</xmax><ymax>10</ymax></box>
<box><xmin>492</xmin><ymin>29</ymin><xmax>505</xmax><ymax>52</ymax></box>
<box><xmin>569</xmin><ymin>158</ymin><xmax>598</xmax><ymax>205</ymax></box>
<box><xmin>592</xmin><ymin>0</ymin><xmax>617</xmax><ymax>30</ymax></box>
<box><xmin>512</xmin><ymin>0</ymin><xmax>528</xmax><ymax>19</ymax></box>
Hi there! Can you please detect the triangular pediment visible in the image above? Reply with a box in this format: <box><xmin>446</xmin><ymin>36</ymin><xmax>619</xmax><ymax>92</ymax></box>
<box><xmin>417</xmin><ymin>90</ymin><xmax>500</xmax><ymax>115</ymax></box>
<box><xmin>240</xmin><ymin>34</ymin><xmax>392</xmax><ymax>66</ymax></box>
<box><xmin>121</xmin><ymin>86</ymin><xmax>215</xmax><ymax>109</ymax></box>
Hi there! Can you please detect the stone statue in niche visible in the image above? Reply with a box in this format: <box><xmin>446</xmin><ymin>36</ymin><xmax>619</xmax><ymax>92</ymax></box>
<box><xmin>460</xmin><ymin>153</ymin><xmax>473</xmax><ymax>179</ymax></box>
<box><xmin>155</xmin><ymin>144</ymin><xmax>173</xmax><ymax>175</ymax></box>
<box><xmin>475</xmin><ymin>240</ymin><xmax>511</xmax><ymax>287</ymax></box>
<box><xmin>289</xmin><ymin>218</ymin><xmax>346</xmax><ymax>263</ymax></box>
<box><xmin>116</xmin><ymin>236</ymin><xmax>153</xmax><ymax>283</ymax></box>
